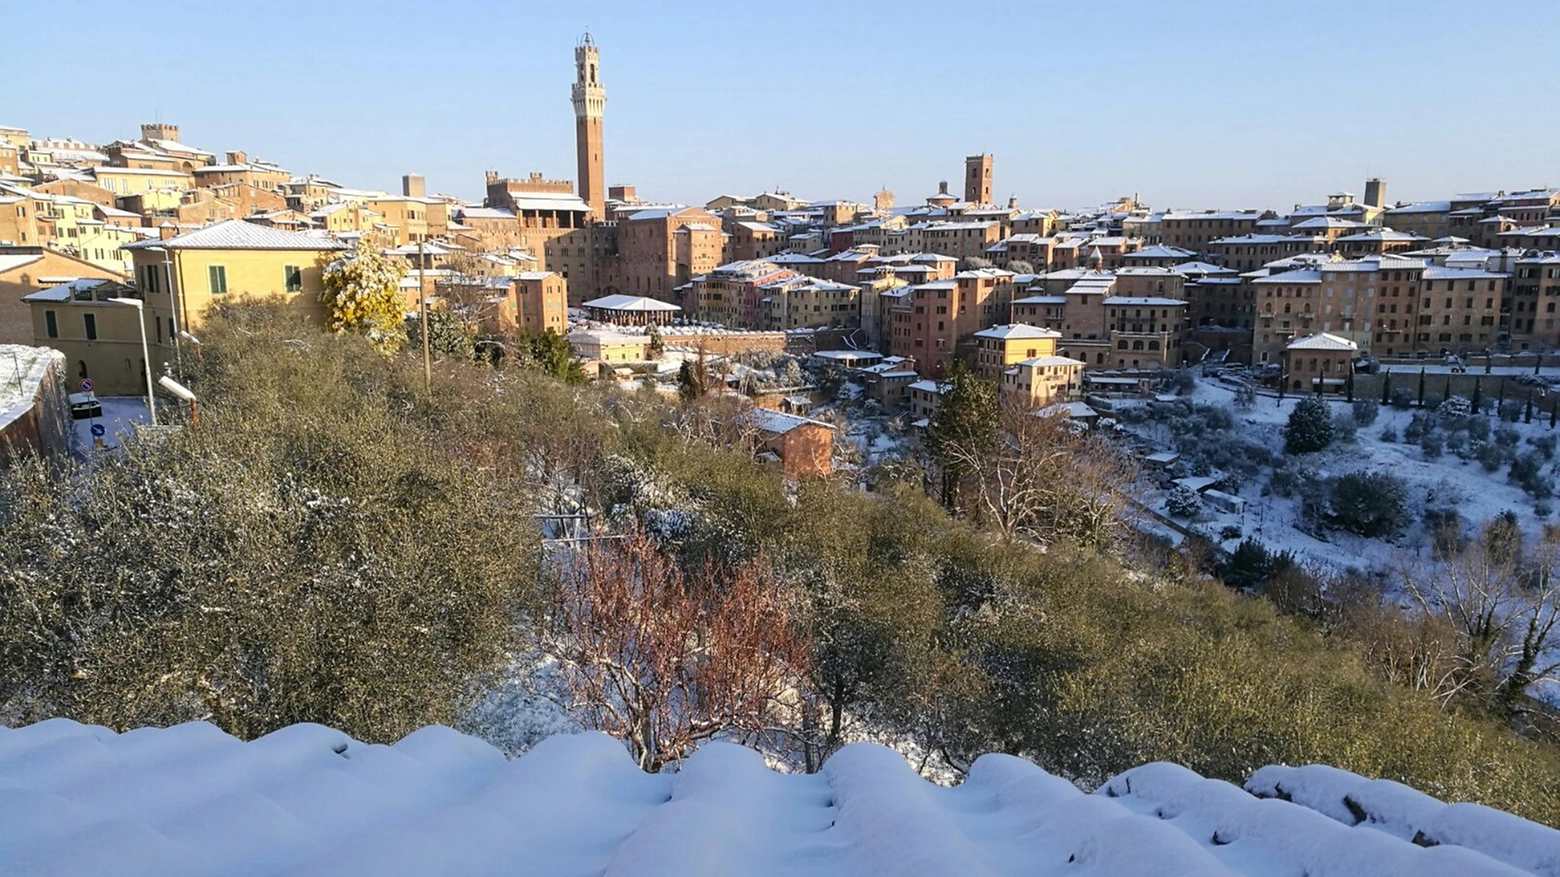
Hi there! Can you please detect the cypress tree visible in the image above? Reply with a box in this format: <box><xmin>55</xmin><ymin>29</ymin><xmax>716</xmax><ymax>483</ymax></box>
<box><xmin>1443</xmin><ymin>375</ymin><xmax>1453</xmax><ymax>401</ymax></box>
<box><xmin>1471</xmin><ymin>378</ymin><xmax>1482</xmax><ymax>414</ymax></box>
<box><xmin>1345</xmin><ymin>369</ymin><xmax>1355</xmax><ymax>403</ymax></box>
<box><xmin>1418</xmin><ymin>368</ymin><xmax>1426</xmax><ymax>408</ymax></box>
<box><xmin>1525</xmin><ymin>396</ymin><xmax>1534</xmax><ymax>424</ymax></box>
<box><xmin>1381</xmin><ymin>371</ymin><xmax>1391</xmax><ymax>404</ymax></box>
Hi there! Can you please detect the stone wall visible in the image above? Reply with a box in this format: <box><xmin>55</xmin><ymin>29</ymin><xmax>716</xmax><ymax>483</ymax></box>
<box><xmin>0</xmin><ymin>348</ymin><xmax>71</xmax><ymax>466</ymax></box>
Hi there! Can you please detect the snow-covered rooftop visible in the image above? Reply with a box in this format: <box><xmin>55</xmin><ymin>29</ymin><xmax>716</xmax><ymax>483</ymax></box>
<box><xmin>1285</xmin><ymin>332</ymin><xmax>1358</xmax><ymax>351</ymax></box>
<box><xmin>0</xmin><ymin>253</ymin><xmax>43</xmax><ymax>275</ymax></box>
<box><xmin>747</xmin><ymin>407</ymin><xmax>834</xmax><ymax>435</ymax></box>
<box><xmin>123</xmin><ymin>219</ymin><xmax>347</xmax><ymax>251</ymax></box>
<box><xmin>1170</xmin><ymin>260</ymin><xmax>1236</xmax><ymax>275</ymax></box>
<box><xmin>1103</xmin><ymin>296</ymin><xmax>1188</xmax><ymax>306</ymax></box>
<box><xmin>458</xmin><ymin>207</ymin><xmax>517</xmax><ymax>221</ymax></box>
<box><xmin>1122</xmin><ymin>244</ymin><xmax>1196</xmax><ymax>260</ymax></box>
<box><xmin>581</xmin><ymin>294</ymin><xmax>681</xmax><ymax>312</ymax></box>
<box><xmin>503</xmin><ymin>191</ymin><xmax>592</xmax><ymax>213</ymax></box>
<box><xmin>974</xmin><ymin>323</ymin><xmax>1060</xmax><ymax>341</ymax></box>
<box><xmin>19</xmin><ymin>278</ymin><xmax>116</xmax><ymax>303</ymax></box>
<box><xmin>1336</xmin><ymin>229</ymin><xmax>1430</xmax><ymax>242</ymax></box>
<box><xmin>1016</xmin><ymin>355</ymin><xmax>1085</xmax><ymax>367</ymax></box>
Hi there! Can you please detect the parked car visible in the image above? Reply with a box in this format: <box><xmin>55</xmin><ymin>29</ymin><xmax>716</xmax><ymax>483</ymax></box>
<box><xmin>68</xmin><ymin>392</ymin><xmax>102</xmax><ymax>420</ymax></box>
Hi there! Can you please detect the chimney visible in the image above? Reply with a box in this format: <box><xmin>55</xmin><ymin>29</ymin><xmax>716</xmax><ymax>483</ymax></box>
<box><xmin>225</xmin><ymin>150</ymin><xmax>246</xmax><ymax>166</ymax></box>
<box><xmin>1364</xmin><ymin>178</ymin><xmax>1386</xmax><ymax>209</ymax></box>
<box><xmin>403</xmin><ymin>173</ymin><xmax>426</xmax><ymax>198</ymax></box>
<box><xmin>158</xmin><ymin>222</ymin><xmax>176</xmax><ymax>241</ymax></box>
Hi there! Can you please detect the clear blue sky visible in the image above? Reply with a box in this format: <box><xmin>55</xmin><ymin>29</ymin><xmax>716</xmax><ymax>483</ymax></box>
<box><xmin>10</xmin><ymin>0</ymin><xmax>1559</xmax><ymax>212</ymax></box>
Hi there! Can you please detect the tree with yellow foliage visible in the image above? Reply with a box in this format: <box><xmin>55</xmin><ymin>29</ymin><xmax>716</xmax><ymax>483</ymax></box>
<box><xmin>319</xmin><ymin>238</ymin><xmax>408</xmax><ymax>354</ymax></box>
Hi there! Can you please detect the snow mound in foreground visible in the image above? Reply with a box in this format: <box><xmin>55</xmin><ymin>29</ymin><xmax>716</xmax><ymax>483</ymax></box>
<box><xmin>0</xmin><ymin>719</ymin><xmax>1553</xmax><ymax>876</ymax></box>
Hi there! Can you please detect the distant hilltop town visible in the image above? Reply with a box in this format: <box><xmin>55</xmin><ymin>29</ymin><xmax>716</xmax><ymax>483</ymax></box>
<box><xmin>2</xmin><ymin>32</ymin><xmax>1559</xmax><ymax>402</ymax></box>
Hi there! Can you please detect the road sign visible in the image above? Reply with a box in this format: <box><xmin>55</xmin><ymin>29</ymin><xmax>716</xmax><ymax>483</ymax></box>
<box><xmin>89</xmin><ymin>423</ymin><xmax>105</xmax><ymax>438</ymax></box>
<box><xmin>79</xmin><ymin>379</ymin><xmax>93</xmax><ymax>392</ymax></box>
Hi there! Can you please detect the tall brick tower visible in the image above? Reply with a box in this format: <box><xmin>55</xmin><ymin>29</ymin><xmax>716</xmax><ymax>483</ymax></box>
<box><xmin>965</xmin><ymin>154</ymin><xmax>993</xmax><ymax>204</ymax></box>
<box><xmin>572</xmin><ymin>33</ymin><xmax>606</xmax><ymax>218</ymax></box>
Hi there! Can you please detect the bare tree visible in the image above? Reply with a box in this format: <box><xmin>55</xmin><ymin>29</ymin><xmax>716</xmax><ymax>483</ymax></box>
<box><xmin>542</xmin><ymin>531</ymin><xmax>813</xmax><ymax>770</ymax></box>
<box><xmin>1403</xmin><ymin>518</ymin><xmax>1560</xmax><ymax>717</ymax></box>
<box><xmin>437</xmin><ymin>250</ymin><xmax>506</xmax><ymax>333</ymax></box>
<box><xmin>935</xmin><ymin>396</ymin><xmax>1137</xmax><ymax>545</ymax></box>
<box><xmin>1334</xmin><ymin>592</ymin><xmax>1464</xmax><ymax>700</ymax></box>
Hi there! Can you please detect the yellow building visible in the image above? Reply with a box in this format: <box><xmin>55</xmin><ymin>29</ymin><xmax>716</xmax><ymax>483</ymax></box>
<box><xmin>364</xmin><ymin>196</ymin><xmax>450</xmax><ymax>245</ymax></box>
<box><xmin>512</xmin><ymin>271</ymin><xmax>568</xmax><ymax>334</ymax></box>
<box><xmin>124</xmin><ymin>219</ymin><xmax>347</xmax><ymax>340</ymax></box>
<box><xmin>1002</xmin><ymin>355</ymin><xmax>1085</xmax><ymax>406</ymax></box>
<box><xmin>1</xmin><ymin>246</ymin><xmax>126</xmax><ymax>344</ymax></box>
<box><xmin>760</xmin><ymin>277</ymin><xmax>860</xmax><ymax>331</ymax></box>
<box><xmin>68</xmin><ymin>221</ymin><xmax>145</xmax><ymax>275</ymax></box>
<box><xmin>310</xmin><ymin>201</ymin><xmax>385</xmax><ymax>236</ymax></box>
<box><xmin>0</xmin><ymin>188</ymin><xmax>40</xmax><ymax>245</ymax></box>
<box><xmin>32</xmin><ymin>192</ymin><xmax>99</xmax><ymax>247</ymax></box>
<box><xmin>22</xmin><ymin>278</ymin><xmax>154</xmax><ymax>395</ymax></box>
<box><xmin>91</xmin><ymin>166</ymin><xmax>194</xmax><ymax>196</ymax></box>
<box><xmin>971</xmin><ymin>323</ymin><xmax>1062</xmax><ymax>378</ymax></box>
<box><xmin>567</xmin><ymin>329</ymin><xmax>649</xmax><ymax>363</ymax></box>
<box><xmin>192</xmin><ymin>152</ymin><xmax>290</xmax><ymax>192</ymax></box>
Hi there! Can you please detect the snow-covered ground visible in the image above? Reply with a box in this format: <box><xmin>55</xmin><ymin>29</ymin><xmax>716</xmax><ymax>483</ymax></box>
<box><xmin>72</xmin><ymin>396</ymin><xmax>151</xmax><ymax>454</ymax></box>
<box><xmin>1130</xmin><ymin>378</ymin><xmax>1559</xmax><ymax>579</ymax></box>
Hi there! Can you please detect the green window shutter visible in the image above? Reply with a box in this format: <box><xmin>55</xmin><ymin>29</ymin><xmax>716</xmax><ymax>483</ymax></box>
<box><xmin>209</xmin><ymin>265</ymin><xmax>227</xmax><ymax>294</ymax></box>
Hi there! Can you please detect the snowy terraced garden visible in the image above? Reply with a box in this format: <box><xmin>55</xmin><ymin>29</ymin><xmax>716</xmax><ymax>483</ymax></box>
<box><xmin>1127</xmin><ymin>377</ymin><xmax>1560</xmax><ymax>578</ymax></box>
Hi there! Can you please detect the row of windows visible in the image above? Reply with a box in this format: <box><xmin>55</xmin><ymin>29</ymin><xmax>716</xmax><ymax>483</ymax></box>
<box><xmin>43</xmin><ymin>309</ymin><xmax>175</xmax><ymax>343</ymax></box>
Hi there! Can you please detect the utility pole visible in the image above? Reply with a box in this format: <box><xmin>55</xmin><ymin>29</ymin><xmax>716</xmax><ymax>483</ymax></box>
<box><xmin>419</xmin><ymin>236</ymin><xmax>431</xmax><ymax>396</ymax></box>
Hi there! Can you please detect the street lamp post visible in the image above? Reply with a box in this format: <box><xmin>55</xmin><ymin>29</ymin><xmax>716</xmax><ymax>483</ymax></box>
<box><xmin>108</xmin><ymin>297</ymin><xmax>157</xmax><ymax>426</ymax></box>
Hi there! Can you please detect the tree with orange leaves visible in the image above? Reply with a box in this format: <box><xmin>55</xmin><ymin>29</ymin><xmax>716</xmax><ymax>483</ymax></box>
<box><xmin>542</xmin><ymin>531</ymin><xmax>813</xmax><ymax>771</ymax></box>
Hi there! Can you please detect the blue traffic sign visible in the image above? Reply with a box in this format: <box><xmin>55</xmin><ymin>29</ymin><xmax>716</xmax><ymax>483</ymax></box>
<box><xmin>89</xmin><ymin>423</ymin><xmax>106</xmax><ymax>437</ymax></box>
<box><xmin>80</xmin><ymin>379</ymin><xmax>93</xmax><ymax>392</ymax></box>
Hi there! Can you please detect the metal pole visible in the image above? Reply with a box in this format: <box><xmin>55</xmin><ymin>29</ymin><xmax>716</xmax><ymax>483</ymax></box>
<box><xmin>419</xmin><ymin>237</ymin><xmax>431</xmax><ymax>396</ymax></box>
<box><xmin>134</xmin><ymin>301</ymin><xmax>157</xmax><ymax>426</ymax></box>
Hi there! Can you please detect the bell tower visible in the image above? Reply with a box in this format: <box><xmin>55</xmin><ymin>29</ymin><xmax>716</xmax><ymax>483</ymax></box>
<box><xmin>964</xmin><ymin>153</ymin><xmax>993</xmax><ymax>205</ymax></box>
<box><xmin>571</xmin><ymin>32</ymin><xmax>606</xmax><ymax>218</ymax></box>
